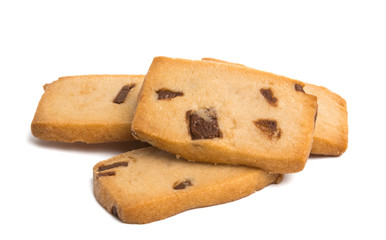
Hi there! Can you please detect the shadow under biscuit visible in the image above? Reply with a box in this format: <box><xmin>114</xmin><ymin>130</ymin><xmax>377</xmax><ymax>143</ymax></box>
<box><xmin>308</xmin><ymin>154</ymin><xmax>341</xmax><ymax>160</ymax></box>
<box><xmin>28</xmin><ymin>134</ymin><xmax>150</xmax><ymax>155</ymax></box>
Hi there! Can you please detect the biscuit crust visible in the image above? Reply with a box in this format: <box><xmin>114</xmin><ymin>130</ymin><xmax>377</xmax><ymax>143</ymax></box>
<box><xmin>31</xmin><ymin>75</ymin><xmax>144</xmax><ymax>143</ymax></box>
<box><xmin>132</xmin><ymin>57</ymin><xmax>318</xmax><ymax>173</ymax></box>
<box><xmin>203</xmin><ymin>58</ymin><xmax>348</xmax><ymax>156</ymax></box>
<box><xmin>303</xmin><ymin>83</ymin><xmax>348</xmax><ymax>155</ymax></box>
<box><xmin>93</xmin><ymin>147</ymin><xmax>282</xmax><ymax>224</ymax></box>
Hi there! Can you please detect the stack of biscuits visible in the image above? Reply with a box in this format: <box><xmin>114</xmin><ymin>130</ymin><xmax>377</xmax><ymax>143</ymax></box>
<box><xmin>31</xmin><ymin>57</ymin><xmax>348</xmax><ymax>224</ymax></box>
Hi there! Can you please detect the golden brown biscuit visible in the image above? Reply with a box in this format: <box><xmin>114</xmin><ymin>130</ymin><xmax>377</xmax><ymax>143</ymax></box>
<box><xmin>202</xmin><ymin>58</ymin><xmax>348</xmax><ymax>155</ymax></box>
<box><xmin>131</xmin><ymin>57</ymin><xmax>318</xmax><ymax>173</ymax></box>
<box><xmin>303</xmin><ymin>83</ymin><xmax>348</xmax><ymax>155</ymax></box>
<box><xmin>93</xmin><ymin>147</ymin><xmax>282</xmax><ymax>224</ymax></box>
<box><xmin>32</xmin><ymin>75</ymin><xmax>144</xmax><ymax>143</ymax></box>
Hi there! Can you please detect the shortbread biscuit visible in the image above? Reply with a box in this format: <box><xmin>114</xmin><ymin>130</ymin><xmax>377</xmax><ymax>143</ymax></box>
<box><xmin>32</xmin><ymin>75</ymin><xmax>144</xmax><ymax>143</ymax></box>
<box><xmin>203</xmin><ymin>58</ymin><xmax>348</xmax><ymax>155</ymax></box>
<box><xmin>93</xmin><ymin>147</ymin><xmax>282</xmax><ymax>224</ymax></box>
<box><xmin>303</xmin><ymin>84</ymin><xmax>348</xmax><ymax>155</ymax></box>
<box><xmin>131</xmin><ymin>57</ymin><xmax>318</xmax><ymax>173</ymax></box>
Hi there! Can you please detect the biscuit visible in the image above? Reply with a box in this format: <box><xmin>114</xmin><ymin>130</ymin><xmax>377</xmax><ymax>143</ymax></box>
<box><xmin>31</xmin><ymin>75</ymin><xmax>144</xmax><ymax>143</ymax></box>
<box><xmin>303</xmin><ymin>84</ymin><xmax>348</xmax><ymax>155</ymax></box>
<box><xmin>131</xmin><ymin>57</ymin><xmax>318</xmax><ymax>173</ymax></box>
<box><xmin>93</xmin><ymin>147</ymin><xmax>282</xmax><ymax>224</ymax></box>
<box><xmin>203</xmin><ymin>58</ymin><xmax>348</xmax><ymax>155</ymax></box>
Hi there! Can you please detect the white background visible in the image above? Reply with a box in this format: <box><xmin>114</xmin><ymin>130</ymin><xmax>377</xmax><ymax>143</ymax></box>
<box><xmin>1</xmin><ymin>0</ymin><xmax>385</xmax><ymax>239</ymax></box>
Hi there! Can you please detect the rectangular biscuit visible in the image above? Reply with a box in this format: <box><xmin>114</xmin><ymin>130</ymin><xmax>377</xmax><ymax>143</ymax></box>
<box><xmin>303</xmin><ymin>83</ymin><xmax>348</xmax><ymax>155</ymax></box>
<box><xmin>203</xmin><ymin>58</ymin><xmax>348</xmax><ymax>155</ymax></box>
<box><xmin>31</xmin><ymin>75</ymin><xmax>144</xmax><ymax>143</ymax></box>
<box><xmin>131</xmin><ymin>57</ymin><xmax>318</xmax><ymax>173</ymax></box>
<box><xmin>93</xmin><ymin>147</ymin><xmax>282</xmax><ymax>224</ymax></box>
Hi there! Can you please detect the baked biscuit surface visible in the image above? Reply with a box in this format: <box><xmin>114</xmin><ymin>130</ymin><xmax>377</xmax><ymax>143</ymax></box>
<box><xmin>93</xmin><ymin>147</ymin><xmax>282</xmax><ymax>224</ymax></box>
<box><xmin>202</xmin><ymin>58</ymin><xmax>348</xmax><ymax>156</ymax></box>
<box><xmin>132</xmin><ymin>57</ymin><xmax>318</xmax><ymax>173</ymax></box>
<box><xmin>303</xmin><ymin>83</ymin><xmax>348</xmax><ymax>155</ymax></box>
<box><xmin>31</xmin><ymin>75</ymin><xmax>144</xmax><ymax>143</ymax></box>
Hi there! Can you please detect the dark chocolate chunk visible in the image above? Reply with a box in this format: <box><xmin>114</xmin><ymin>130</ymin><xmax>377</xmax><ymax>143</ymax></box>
<box><xmin>254</xmin><ymin>119</ymin><xmax>282</xmax><ymax>139</ymax></box>
<box><xmin>173</xmin><ymin>180</ymin><xmax>192</xmax><ymax>190</ymax></box>
<box><xmin>156</xmin><ymin>89</ymin><xmax>184</xmax><ymax>100</ymax></box>
<box><xmin>96</xmin><ymin>171</ymin><xmax>116</xmax><ymax>178</ymax></box>
<box><xmin>295</xmin><ymin>84</ymin><xmax>305</xmax><ymax>93</ymax></box>
<box><xmin>260</xmin><ymin>88</ymin><xmax>278</xmax><ymax>107</ymax></box>
<box><xmin>186</xmin><ymin>108</ymin><xmax>223</xmax><ymax>140</ymax></box>
<box><xmin>113</xmin><ymin>84</ymin><xmax>136</xmax><ymax>104</ymax></box>
<box><xmin>98</xmin><ymin>161</ymin><xmax>129</xmax><ymax>172</ymax></box>
<box><xmin>111</xmin><ymin>206</ymin><xmax>121</xmax><ymax>221</ymax></box>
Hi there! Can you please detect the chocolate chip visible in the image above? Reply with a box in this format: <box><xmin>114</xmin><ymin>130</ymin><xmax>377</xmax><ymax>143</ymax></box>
<box><xmin>113</xmin><ymin>84</ymin><xmax>136</xmax><ymax>104</ymax></box>
<box><xmin>295</xmin><ymin>84</ymin><xmax>305</xmax><ymax>93</ymax></box>
<box><xmin>156</xmin><ymin>89</ymin><xmax>184</xmax><ymax>100</ymax></box>
<box><xmin>260</xmin><ymin>88</ymin><xmax>278</xmax><ymax>107</ymax></box>
<box><xmin>186</xmin><ymin>108</ymin><xmax>223</xmax><ymax>140</ymax></box>
<box><xmin>111</xmin><ymin>206</ymin><xmax>121</xmax><ymax>221</ymax></box>
<box><xmin>254</xmin><ymin>119</ymin><xmax>282</xmax><ymax>139</ymax></box>
<box><xmin>173</xmin><ymin>180</ymin><xmax>192</xmax><ymax>190</ymax></box>
<box><xmin>98</xmin><ymin>161</ymin><xmax>129</xmax><ymax>172</ymax></box>
<box><xmin>96</xmin><ymin>171</ymin><xmax>116</xmax><ymax>178</ymax></box>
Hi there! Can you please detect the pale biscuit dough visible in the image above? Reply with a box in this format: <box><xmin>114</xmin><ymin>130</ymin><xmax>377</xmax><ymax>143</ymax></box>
<box><xmin>93</xmin><ymin>147</ymin><xmax>282</xmax><ymax>224</ymax></box>
<box><xmin>132</xmin><ymin>57</ymin><xmax>318</xmax><ymax>173</ymax></box>
<box><xmin>303</xmin><ymin>83</ymin><xmax>348</xmax><ymax>155</ymax></box>
<box><xmin>31</xmin><ymin>75</ymin><xmax>144</xmax><ymax>143</ymax></box>
<box><xmin>203</xmin><ymin>58</ymin><xmax>348</xmax><ymax>155</ymax></box>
